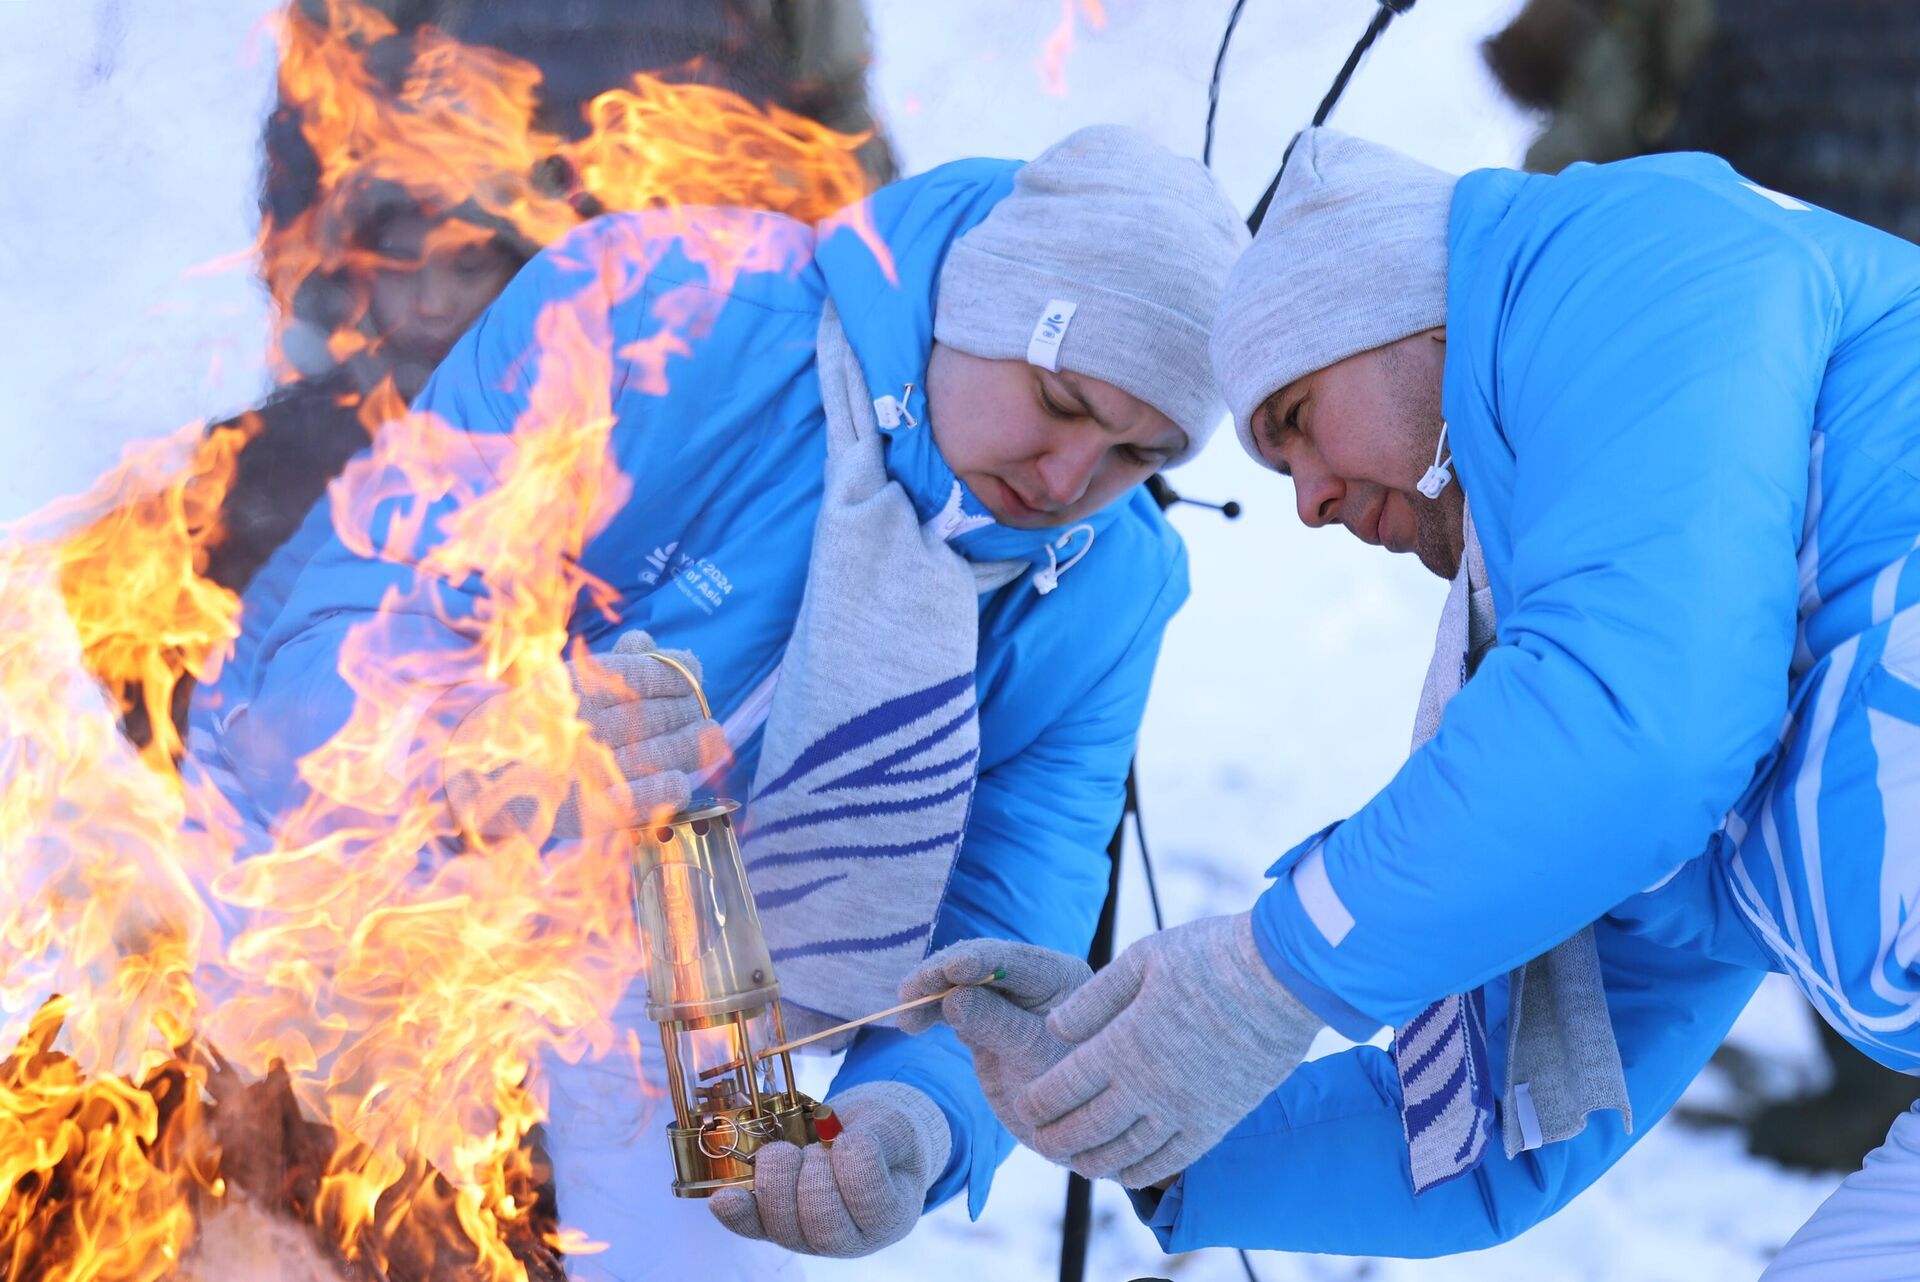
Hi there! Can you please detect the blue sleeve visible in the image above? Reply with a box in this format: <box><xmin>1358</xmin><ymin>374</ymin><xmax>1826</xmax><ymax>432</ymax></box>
<box><xmin>1142</xmin><ymin>915</ymin><xmax>1763</xmax><ymax>1255</ymax></box>
<box><xmin>1255</xmin><ymin>173</ymin><xmax>1829</xmax><ymax>1033</ymax></box>
<box><xmin>216</xmin><ymin>233</ymin><xmax>618</xmax><ymax>824</ymax></box>
<box><xmin>830</xmin><ymin>549</ymin><xmax>1189</xmax><ymax>1217</ymax></box>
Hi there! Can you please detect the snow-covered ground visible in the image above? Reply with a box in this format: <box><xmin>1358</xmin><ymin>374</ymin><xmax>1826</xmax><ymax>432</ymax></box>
<box><xmin>0</xmin><ymin>1</ymin><xmax>1850</xmax><ymax>1278</ymax></box>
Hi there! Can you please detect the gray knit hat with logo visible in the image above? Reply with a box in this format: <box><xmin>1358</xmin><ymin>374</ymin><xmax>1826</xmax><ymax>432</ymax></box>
<box><xmin>934</xmin><ymin>125</ymin><xmax>1248</xmax><ymax>465</ymax></box>
<box><xmin>1210</xmin><ymin>128</ymin><xmax>1458</xmax><ymax>468</ymax></box>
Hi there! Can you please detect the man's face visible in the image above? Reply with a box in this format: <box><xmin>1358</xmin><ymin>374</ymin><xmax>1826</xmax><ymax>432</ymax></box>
<box><xmin>1250</xmin><ymin>328</ymin><xmax>1464</xmax><ymax>579</ymax></box>
<box><xmin>926</xmin><ymin>343</ymin><xmax>1188</xmax><ymax>529</ymax></box>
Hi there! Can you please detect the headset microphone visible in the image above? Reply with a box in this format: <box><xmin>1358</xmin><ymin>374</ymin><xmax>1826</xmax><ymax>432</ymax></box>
<box><xmin>1416</xmin><ymin>420</ymin><xmax>1453</xmax><ymax>500</ymax></box>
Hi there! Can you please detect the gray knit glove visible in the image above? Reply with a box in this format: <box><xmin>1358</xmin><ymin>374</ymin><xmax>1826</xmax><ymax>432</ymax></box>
<box><xmin>445</xmin><ymin>630</ymin><xmax>723</xmax><ymax>841</ymax></box>
<box><xmin>895</xmin><ymin>939</ymin><xmax>1091</xmax><ymax>1150</ymax></box>
<box><xmin>1015</xmin><ymin>912</ymin><xmax>1322</xmax><ymax>1187</ymax></box>
<box><xmin>708</xmin><ymin>1081</ymin><xmax>950</xmax><ymax>1258</ymax></box>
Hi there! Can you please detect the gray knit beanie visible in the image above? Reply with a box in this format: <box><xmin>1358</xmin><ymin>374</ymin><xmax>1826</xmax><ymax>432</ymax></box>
<box><xmin>1210</xmin><ymin>128</ymin><xmax>1458</xmax><ymax>468</ymax></box>
<box><xmin>935</xmin><ymin>125</ymin><xmax>1248</xmax><ymax>465</ymax></box>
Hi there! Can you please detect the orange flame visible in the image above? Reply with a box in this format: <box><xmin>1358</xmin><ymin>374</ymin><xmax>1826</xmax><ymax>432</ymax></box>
<box><xmin>1039</xmin><ymin>0</ymin><xmax>1109</xmax><ymax>97</ymax></box>
<box><xmin>2</xmin><ymin>0</ymin><xmax>887</xmax><ymax>1275</ymax></box>
<box><xmin>260</xmin><ymin>0</ymin><xmax>884</xmax><ymax>380</ymax></box>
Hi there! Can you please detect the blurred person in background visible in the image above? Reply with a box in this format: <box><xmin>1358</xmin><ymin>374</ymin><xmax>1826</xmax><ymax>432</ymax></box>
<box><xmin>909</xmin><ymin>123</ymin><xmax>1920</xmax><ymax>1280</ymax></box>
<box><xmin>215</xmin><ymin>0</ymin><xmax>894</xmax><ymax>600</ymax></box>
<box><xmin>135</xmin><ymin>0</ymin><xmax>894</xmax><ymax>750</ymax></box>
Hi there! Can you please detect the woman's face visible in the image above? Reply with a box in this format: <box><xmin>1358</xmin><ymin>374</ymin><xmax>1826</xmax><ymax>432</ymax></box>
<box><xmin>925</xmin><ymin>343</ymin><xmax>1187</xmax><ymax>529</ymax></box>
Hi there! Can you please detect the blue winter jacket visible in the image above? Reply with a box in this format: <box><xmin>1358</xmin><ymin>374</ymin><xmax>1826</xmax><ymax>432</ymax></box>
<box><xmin>190</xmin><ymin>158</ymin><xmax>1188</xmax><ymax>1216</ymax></box>
<box><xmin>1143</xmin><ymin>152</ymin><xmax>1920</xmax><ymax>1253</ymax></box>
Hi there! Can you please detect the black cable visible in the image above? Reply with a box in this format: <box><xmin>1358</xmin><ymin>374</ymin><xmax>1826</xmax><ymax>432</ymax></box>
<box><xmin>1057</xmin><ymin>777</ymin><xmax>1129</xmax><ymax>1282</ymax></box>
<box><xmin>1312</xmin><ymin>0</ymin><xmax>1414</xmax><ymax>129</ymax></box>
<box><xmin>1127</xmin><ymin>773</ymin><xmax>1164</xmax><ymax>933</ymax></box>
<box><xmin>1243</xmin><ymin>0</ymin><xmax>1418</xmax><ymax>233</ymax></box>
<box><xmin>1203</xmin><ymin>0</ymin><xmax>1252</xmax><ymax>168</ymax></box>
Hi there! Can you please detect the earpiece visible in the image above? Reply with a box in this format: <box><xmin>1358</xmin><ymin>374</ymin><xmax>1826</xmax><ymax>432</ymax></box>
<box><xmin>1416</xmin><ymin>421</ymin><xmax>1453</xmax><ymax>500</ymax></box>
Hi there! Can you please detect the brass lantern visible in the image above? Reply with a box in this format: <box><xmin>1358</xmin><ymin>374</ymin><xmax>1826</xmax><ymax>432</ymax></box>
<box><xmin>627</xmin><ymin>658</ymin><xmax>836</xmax><ymax>1197</ymax></box>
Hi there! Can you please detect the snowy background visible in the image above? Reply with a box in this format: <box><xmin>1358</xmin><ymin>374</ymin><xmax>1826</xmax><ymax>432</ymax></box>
<box><xmin>0</xmin><ymin>0</ymin><xmax>1845</xmax><ymax>1278</ymax></box>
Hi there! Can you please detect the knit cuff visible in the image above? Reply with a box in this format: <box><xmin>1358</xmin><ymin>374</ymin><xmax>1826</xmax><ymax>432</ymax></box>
<box><xmin>831</xmin><ymin>1080</ymin><xmax>955</xmax><ymax>1180</ymax></box>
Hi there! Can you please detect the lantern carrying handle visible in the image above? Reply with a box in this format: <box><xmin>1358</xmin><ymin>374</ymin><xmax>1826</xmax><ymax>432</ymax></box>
<box><xmin>645</xmin><ymin>651</ymin><xmax>712</xmax><ymax>720</ymax></box>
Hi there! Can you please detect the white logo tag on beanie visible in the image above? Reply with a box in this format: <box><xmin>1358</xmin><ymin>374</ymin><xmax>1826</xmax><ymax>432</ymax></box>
<box><xmin>1026</xmin><ymin>300</ymin><xmax>1078</xmax><ymax>371</ymax></box>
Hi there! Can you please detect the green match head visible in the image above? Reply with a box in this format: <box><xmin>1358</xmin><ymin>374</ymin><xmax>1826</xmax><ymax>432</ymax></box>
<box><xmin>990</xmin><ymin>968</ymin><xmax>1006</xmax><ymax>981</ymax></box>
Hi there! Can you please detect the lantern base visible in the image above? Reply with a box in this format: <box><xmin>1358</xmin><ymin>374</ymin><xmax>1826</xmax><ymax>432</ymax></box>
<box><xmin>667</xmin><ymin>1095</ymin><xmax>836</xmax><ymax>1198</ymax></box>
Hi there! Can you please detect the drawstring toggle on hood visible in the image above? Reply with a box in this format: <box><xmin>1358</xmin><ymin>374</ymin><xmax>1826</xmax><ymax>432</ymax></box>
<box><xmin>873</xmin><ymin>382</ymin><xmax>919</xmax><ymax>430</ymax></box>
<box><xmin>1033</xmin><ymin>523</ymin><xmax>1095</xmax><ymax>596</ymax></box>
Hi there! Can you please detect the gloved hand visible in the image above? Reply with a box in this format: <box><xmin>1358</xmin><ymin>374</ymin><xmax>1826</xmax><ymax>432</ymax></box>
<box><xmin>445</xmin><ymin>630</ymin><xmax>724</xmax><ymax>841</ymax></box>
<box><xmin>896</xmin><ymin>938</ymin><xmax>1091</xmax><ymax>1150</ymax></box>
<box><xmin>708</xmin><ymin>1081</ymin><xmax>950</xmax><ymax>1258</ymax></box>
<box><xmin>1015</xmin><ymin>911</ymin><xmax>1323</xmax><ymax>1187</ymax></box>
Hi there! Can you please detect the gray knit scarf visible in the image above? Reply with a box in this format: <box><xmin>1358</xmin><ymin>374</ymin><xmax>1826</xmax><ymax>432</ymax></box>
<box><xmin>741</xmin><ymin>304</ymin><xmax>1024</xmax><ymax>1047</ymax></box>
<box><xmin>1398</xmin><ymin>502</ymin><xmax>1633</xmax><ymax>1194</ymax></box>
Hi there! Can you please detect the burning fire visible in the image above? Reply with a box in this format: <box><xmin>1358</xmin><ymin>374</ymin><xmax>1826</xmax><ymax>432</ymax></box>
<box><xmin>1039</xmin><ymin>0</ymin><xmax>1109</xmax><ymax>97</ymax></box>
<box><xmin>2</xmin><ymin>1</ymin><xmax>880</xmax><ymax>1277</ymax></box>
<box><xmin>258</xmin><ymin>0</ymin><xmax>880</xmax><ymax>382</ymax></box>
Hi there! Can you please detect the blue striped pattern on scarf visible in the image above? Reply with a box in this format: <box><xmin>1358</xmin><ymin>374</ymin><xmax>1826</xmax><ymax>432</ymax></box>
<box><xmin>744</xmin><ymin>671</ymin><xmax>979</xmax><ymax>1029</ymax></box>
<box><xmin>1395</xmin><ymin>988</ymin><xmax>1495</xmax><ymax>1194</ymax></box>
